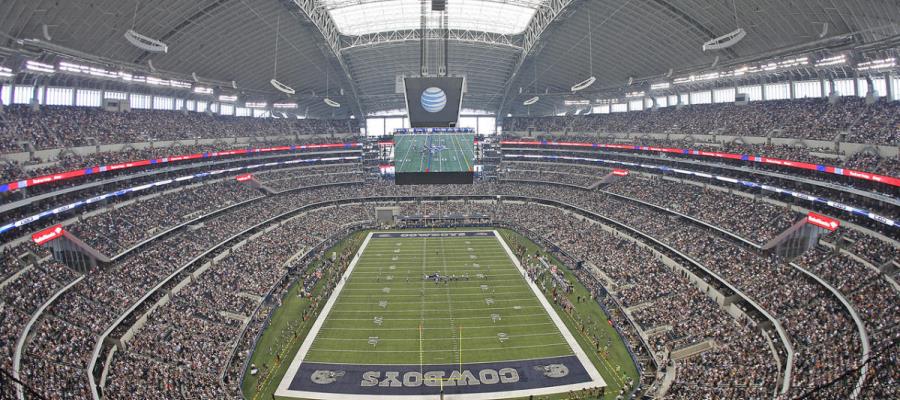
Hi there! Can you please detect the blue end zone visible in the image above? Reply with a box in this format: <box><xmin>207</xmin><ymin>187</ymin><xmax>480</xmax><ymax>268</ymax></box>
<box><xmin>287</xmin><ymin>355</ymin><xmax>591</xmax><ymax>396</ymax></box>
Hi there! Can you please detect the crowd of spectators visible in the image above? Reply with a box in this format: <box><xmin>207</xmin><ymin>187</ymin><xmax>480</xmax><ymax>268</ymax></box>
<box><xmin>503</xmin><ymin>97</ymin><xmax>899</xmax><ymax>145</ymax></box>
<box><xmin>104</xmin><ymin>204</ymin><xmax>373</xmax><ymax>398</ymax></box>
<box><xmin>0</xmin><ymin>241</ymin><xmax>81</xmax><ymax>375</ymax></box>
<box><xmin>0</xmin><ymin>134</ymin><xmax>361</xmax><ymax>185</ymax></box>
<box><xmin>69</xmin><ymin>180</ymin><xmax>263</xmax><ymax>256</ymax></box>
<box><xmin>605</xmin><ymin>176</ymin><xmax>797</xmax><ymax>245</ymax></box>
<box><xmin>253</xmin><ymin>164</ymin><xmax>365</xmax><ymax>193</ymax></box>
<box><xmin>0</xmin><ymin>105</ymin><xmax>359</xmax><ymax>152</ymax></box>
<box><xmin>6</xmin><ymin>178</ymin><xmax>897</xmax><ymax>398</ymax></box>
<box><xmin>499</xmin><ymin>161</ymin><xmax>606</xmax><ymax>188</ymax></box>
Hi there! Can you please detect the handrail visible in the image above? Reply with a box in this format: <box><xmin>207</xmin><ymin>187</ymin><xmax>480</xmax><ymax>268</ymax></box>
<box><xmin>80</xmin><ymin>188</ymin><xmax>859</xmax><ymax>398</ymax></box>
<box><xmin>14</xmin><ymin>275</ymin><xmax>84</xmax><ymax>400</ymax></box>
<box><xmin>1</xmin><ymin>143</ymin><xmax>362</xmax><ymax>194</ymax></box>
<box><xmin>87</xmin><ymin>183</ymin><xmax>365</xmax><ymax>399</ymax></box>
<box><xmin>502</xmin><ymin>146</ymin><xmax>899</xmax><ymax>207</ymax></box>
<box><xmin>498</xmin><ymin>140</ymin><xmax>900</xmax><ymax>189</ymax></box>
<box><xmin>789</xmin><ymin>262</ymin><xmax>869</xmax><ymax>399</ymax></box>
<box><xmin>0</xmin><ymin>149</ymin><xmax>361</xmax><ymax>215</ymax></box>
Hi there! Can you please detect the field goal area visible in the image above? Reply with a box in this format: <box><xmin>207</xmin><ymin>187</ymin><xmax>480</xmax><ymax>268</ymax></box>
<box><xmin>276</xmin><ymin>230</ymin><xmax>604</xmax><ymax>399</ymax></box>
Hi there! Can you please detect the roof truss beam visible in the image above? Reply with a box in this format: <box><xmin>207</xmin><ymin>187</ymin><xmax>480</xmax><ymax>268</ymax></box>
<box><xmin>342</xmin><ymin>29</ymin><xmax>521</xmax><ymax>50</ymax></box>
<box><xmin>497</xmin><ymin>0</ymin><xmax>583</xmax><ymax>118</ymax></box>
<box><xmin>287</xmin><ymin>0</ymin><xmax>364</xmax><ymax>117</ymax></box>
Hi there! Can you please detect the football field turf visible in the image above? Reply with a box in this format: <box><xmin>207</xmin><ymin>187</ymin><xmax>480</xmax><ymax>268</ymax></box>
<box><xmin>277</xmin><ymin>230</ymin><xmax>603</xmax><ymax>399</ymax></box>
<box><xmin>394</xmin><ymin>134</ymin><xmax>475</xmax><ymax>173</ymax></box>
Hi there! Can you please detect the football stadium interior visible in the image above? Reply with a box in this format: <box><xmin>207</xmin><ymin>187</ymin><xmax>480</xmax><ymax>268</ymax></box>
<box><xmin>0</xmin><ymin>1</ymin><xmax>899</xmax><ymax>399</ymax></box>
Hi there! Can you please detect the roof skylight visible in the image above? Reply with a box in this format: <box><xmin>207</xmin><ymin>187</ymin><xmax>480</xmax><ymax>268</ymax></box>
<box><xmin>323</xmin><ymin>0</ymin><xmax>545</xmax><ymax>36</ymax></box>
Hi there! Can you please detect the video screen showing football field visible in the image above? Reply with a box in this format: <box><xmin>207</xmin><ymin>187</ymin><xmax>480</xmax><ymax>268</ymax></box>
<box><xmin>394</xmin><ymin>134</ymin><xmax>475</xmax><ymax>173</ymax></box>
<box><xmin>277</xmin><ymin>231</ymin><xmax>603</xmax><ymax>399</ymax></box>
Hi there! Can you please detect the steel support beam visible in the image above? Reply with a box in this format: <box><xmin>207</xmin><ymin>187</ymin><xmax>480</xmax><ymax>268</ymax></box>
<box><xmin>341</xmin><ymin>29</ymin><xmax>521</xmax><ymax>50</ymax></box>
<box><xmin>496</xmin><ymin>0</ymin><xmax>582</xmax><ymax>120</ymax></box>
<box><xmin>288</xmin><ymin>0</ymin><xmax>365</xmax><ymax>118</ymax></box>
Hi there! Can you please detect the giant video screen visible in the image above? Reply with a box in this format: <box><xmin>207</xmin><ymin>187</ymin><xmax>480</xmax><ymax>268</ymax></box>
<box><xmin>394</xmin><ymin>133</ymin><xmax>474</xmax><ymax>184</ymax></box>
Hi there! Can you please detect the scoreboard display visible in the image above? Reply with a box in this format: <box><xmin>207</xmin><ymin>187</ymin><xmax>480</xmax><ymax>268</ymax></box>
<box><xmin>393</xmin><ymin>133</ymin><xmax>475</xmax><ymax>185</ymax></box>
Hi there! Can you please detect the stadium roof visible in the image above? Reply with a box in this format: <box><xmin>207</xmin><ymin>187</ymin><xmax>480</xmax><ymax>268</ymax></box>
<box><xmin>1</xmin><ymin>0</ymin><xmax>898</xmax><ymax>118</ymax></box>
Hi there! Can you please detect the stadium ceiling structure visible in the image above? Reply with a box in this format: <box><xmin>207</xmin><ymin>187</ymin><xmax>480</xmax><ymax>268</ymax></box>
<box><xmin>0</xmin><ymin>0</ymin><xmax>899</xmax><ymax>119</ymax></box>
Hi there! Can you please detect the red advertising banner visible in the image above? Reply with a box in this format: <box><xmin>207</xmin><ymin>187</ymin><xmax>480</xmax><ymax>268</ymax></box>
<box><xmin>31</xmin><ymin>224</ymin><xmax>65</xmax><ymax>245</ymax></box>
<box><xmin>235</xmin><ymin>173</ymin><xmax>253</xmax><ymax>182</ymax></box>
<box><xmin>807</xmin><ymin>212</ymin><xmax>840</xmax><ymax>231</ymax></box>
<box><xmin>612</xmin><ymin>169</ymin><xmax>630</xmax><ymax>176</ymax></box>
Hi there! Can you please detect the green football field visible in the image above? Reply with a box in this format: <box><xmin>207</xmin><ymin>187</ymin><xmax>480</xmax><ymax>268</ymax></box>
<box><xmin>394</xmin><ymin>134</ymin><xmax>475</xmax><ymax>173</ymax></box>
<box><xmin>302</xmin><ymin>232</ymin><xmax>572</xmax><ymax>365</ymax></box>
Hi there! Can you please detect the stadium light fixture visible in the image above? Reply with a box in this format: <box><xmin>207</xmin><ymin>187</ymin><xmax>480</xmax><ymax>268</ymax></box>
<box><xmin>0</xmin><ymin>66</ymin><xmax>12</xmax><ymax>78</ymax></box>
<box><xmin>271</xmin><ymin>79</ymin><xmax>295</xmax><ymax>95</ymax></box>
<box><xmin>193</xmin><ymin>86</ymin><xmax>214</xmax><ymax>95</ymax></box>
<box><xmin>124</xmin><ymin>29</ymin><xmax>168</xmax><ymax>53</ymax></box>
<box><xmin>563</xmin><ymin>99</ymin><xmax>590</xmax><ymax>106</ymax></box>
<box><xmin>59</xmin><ymin>61</ymin><xmax>117</xmax><ymax>79</ymax></box>
<box><xmin>324</xmin><ymin>98</ymin><xmax>341</xmax><ymax>108</ymax></box>
<box><xmin>857</xmin><ymin>58</ymin><xmax>896</xmax><ymax>72</ymax></box>
<box><xmin>246</xmin><ymin>102</ymin><xmax>268</xmax><ymax>108</ymax></box>
<box><xmin>815</xmin><ymin>54</ymin><xmax>847</xmax><ymax>68</ymax></box>
<box><xmin>523</xmin><ymin>96</ymin><xmax>539</xmax><ymax>106</ymax></box>
<box><xmin>25</xmin><ymin>60</ymin><xmax>55</xmax><ymax>74</ymax></box>
<box><xmin>702</xmin><ymin>28</ymin><xmax>746</xmax><ymax>51</ymax></box>
<box><xmin>570</xmin><ymin>76</ymin><xmax>595</xmax><ymax>92</ymax></box>
<box><xmin>273</xmin><ymin>102</ymin><xmax>298</xmax><ymax>109</ymax></box>
<box><xmin>218</xmin><ymin>95</ymin><xmax>238</xmax><ymax>102</ymax></box>
<box><xmin>650</xmin><ymin>82</ymin><xmax>670</xmax><ymax>90</ymax></box>
<box><xmin>625</xmin><ymin>91</ymin><xmax>645</xmax><ymax>98</ymax></box>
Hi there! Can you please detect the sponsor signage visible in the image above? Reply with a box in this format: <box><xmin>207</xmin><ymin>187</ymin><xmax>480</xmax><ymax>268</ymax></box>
<box><xmin>612</xmin><ymin>169</ymin><xmax>629</xmax><ymax>176</ymax></box>
<box><xmin>235</xmin><ymin>173</ymin><xmax>253</xmax><ymax>182</ymax></box>
<box><xmin>807</xmin><ymin>212</ymin><xmax>840</xmax><ymax>231</ymax></box>
<box><xmin>32</xmin><ymin>224</ymin><xmax>64</xmax><ymax>245</ymax></box>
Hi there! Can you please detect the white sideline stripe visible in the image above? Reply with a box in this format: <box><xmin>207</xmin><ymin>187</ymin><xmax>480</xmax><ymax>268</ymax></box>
<box><xmin>277</xmin><ymin>232</ymin><xmax>375</xmax><ymax>397</ymax></box>
<box><xmin>276</xmin><ymin>230</ymin><xmax>606</xmax><ymax>400</ymax></box>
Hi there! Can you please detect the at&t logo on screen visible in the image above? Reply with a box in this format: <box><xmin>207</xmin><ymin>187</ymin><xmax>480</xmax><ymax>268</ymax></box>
<box><xmin>420</xmin><ymin>87</ymin><xmax>447</xmax><ymax>113</ymax></box>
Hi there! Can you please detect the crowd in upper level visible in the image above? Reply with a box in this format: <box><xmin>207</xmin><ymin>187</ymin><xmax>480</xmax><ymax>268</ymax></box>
<box><xmin>503</xmin><ymin>98</ymin><xmax>900</xmax><ymax>145</ymax></box>
<box><xmin>0</xmin><ymin>105</ymin><xmax>359</xmax><ymax>153</ymax></box>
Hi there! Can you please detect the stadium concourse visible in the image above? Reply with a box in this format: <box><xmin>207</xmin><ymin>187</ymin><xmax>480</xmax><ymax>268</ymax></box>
<box><xmin>1</xmin><ymin>0</ymin><xmax>900</xmax><ymax>399</ymax></box>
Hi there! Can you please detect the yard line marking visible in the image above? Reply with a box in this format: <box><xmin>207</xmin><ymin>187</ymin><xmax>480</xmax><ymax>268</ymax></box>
<box><xmin>313</xmin><ymin>332</ymin><xmax>565</xmax><ymax>342</ymax></box>
<box><xmin>306</xmin><ymin>342</ymin><xmax>571</xmax><ymax>353</ymax></box>
<box><xmin>328</xmin><ymin>305</ymin><xmax>543</xmax><ymax>314</ymax></box>
<box><xmin>319</xmin><ymin>321</ymin><xmax>557</xmax><ymax>331</ymax></box>
<box><xmin>326</xmin><ymin>313</ymin><xmax>550</xmax><ymax>321</ymax></box>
